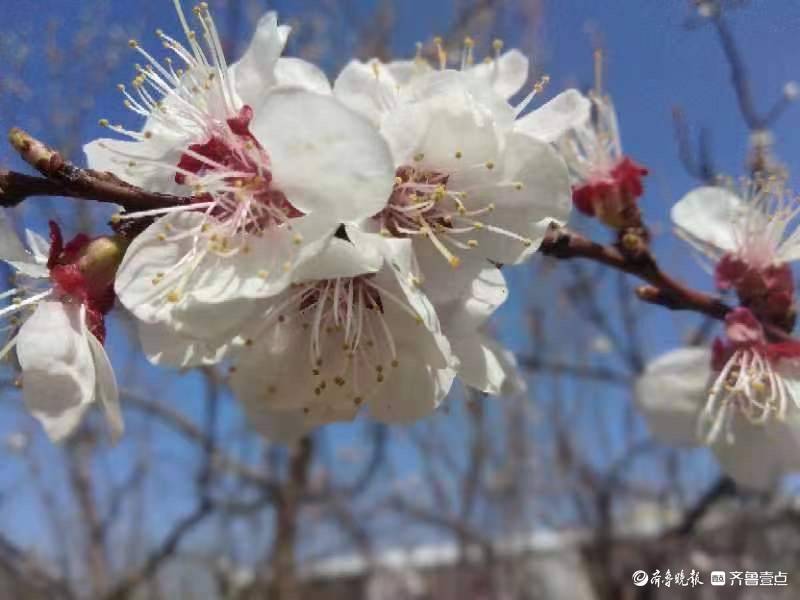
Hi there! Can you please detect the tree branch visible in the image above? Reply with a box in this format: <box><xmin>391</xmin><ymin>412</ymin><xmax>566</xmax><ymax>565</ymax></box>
<box><xmin>1</xmin><ymin>128</ymin><xmax>189</xmax><ymax>213</ymax></box>
<box><xmin>539</xmin><ymin>225</ymin><xmax>730</xmax><ymax>320</ymax></box>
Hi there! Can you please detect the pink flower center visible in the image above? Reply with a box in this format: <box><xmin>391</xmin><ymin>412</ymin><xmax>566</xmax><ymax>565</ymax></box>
<box><xmin>47</xmin><ymin>222</ymin><xmax>115</xmax><ymax>344</ymax></box>
<box><xmin>375</xmin><ymin>165</ymin><xmax>531</xmax><ymax>267</ymax></box>
<box><xmin>175</xmin><ymin>105</ymin><xmax>302</xmax><ymax>231</ymax></box>
<box><xmin>714</xmin><ymin>253</ymin><xmax>795</xmax><ymax>331</ymax></box>
<box><xmin>572</xmin><ymin>156</ymin><xmax>648</xmax><ymax>227</ymax></box>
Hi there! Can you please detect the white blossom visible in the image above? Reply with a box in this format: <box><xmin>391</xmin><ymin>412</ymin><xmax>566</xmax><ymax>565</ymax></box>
<box><xmin>334</xmin><ymin>60</ymin><xmax>572</xmax><ymax>284</ymax></box>
<box><xmin>0</xmin><ymin>214</ymin><xmax>122</xmax><ymax>442</ymax></box>
<box><xmin>229</xmin><ymin>229</ymin><xmax>456</xmax><ymax>442</ymax></box>
<box><xmin>635</xmin><ymin>309</ymin><xmax>800</xmax><ymax>490</ymax></box>
<box><xmin>85</xmin><ymin>2</ymin><xmax>395</xmax><ymax>352</ymax></box>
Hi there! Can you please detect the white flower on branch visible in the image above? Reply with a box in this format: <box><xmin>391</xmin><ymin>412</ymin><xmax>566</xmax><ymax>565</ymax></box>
<box><xmin>0</xmin><ymin>214</ymin><xmax>122</xmax><ymax>442</ymax></box>
<box><xmin>85</xmin><ymin>2</ymin><xmax>395</xmax><ymax>351</ymax></box>
<box><xmin>229</xmin><ymin>230</ymin><xmax>456</xmax><ymax>442</ymax></box>
<box><xmin>635</xmin><ymin>308</ymin><xmax>800</xmax><ymax>490</ymax></box>
<box><xmin>334</xmin><ymin>54</ymin><xmax>572</xmax><ymax>282</ymax></box>
<box><xmin>672</xmin><ymin>180</ymin><xmax>799</xmax><ymax>329</ymax></box>
<box><xmin>519</xmin><ymin>51</ymin><xmax>649</xmax><ymax>230</ymax></box>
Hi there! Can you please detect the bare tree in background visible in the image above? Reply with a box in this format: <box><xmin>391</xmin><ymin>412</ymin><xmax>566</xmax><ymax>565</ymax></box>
<box><xmin>1</xmin><ymin>1</ymin><xmax>799</xmax><ymax>600</ymax></box>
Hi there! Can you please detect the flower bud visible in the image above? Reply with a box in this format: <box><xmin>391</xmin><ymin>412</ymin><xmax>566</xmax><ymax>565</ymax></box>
<box><xmin>77</xmin><ymin>235</ymin><xmax>128</xmax><ymax>290</ymax></box>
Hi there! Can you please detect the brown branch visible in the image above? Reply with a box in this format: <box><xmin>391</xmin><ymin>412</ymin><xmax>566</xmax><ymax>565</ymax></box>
<box><xmin>1</xmin><ymin>128</ymin><xmax>189</xmax><ymax>213</ymax></box>
<box><xmin>267</xmin><ymin>436</ymin><xmax>314</xmax><ymax>600</ymax></box>
<box><xmin>540</xmin><ymin>225</ymin><xmax>730</xmax><ymax>321</ymax></box>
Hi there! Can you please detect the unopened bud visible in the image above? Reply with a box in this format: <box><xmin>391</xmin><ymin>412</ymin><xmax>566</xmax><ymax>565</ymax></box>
<box><xmin>77</xmin><ymin>235</ymin><xmax>128</xmax><ymax>288</ymax></box>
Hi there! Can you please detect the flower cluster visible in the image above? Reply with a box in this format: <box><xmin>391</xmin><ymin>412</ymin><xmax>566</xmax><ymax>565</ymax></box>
<box><xmin>3</xmin><ymin>2</ymin><xmax>614</xmax><ymax>444</ymax></box>
<box><xmin>636</xmin><ymin>180</ymin><xmax>800</xmax><ymax>489</ymax></box>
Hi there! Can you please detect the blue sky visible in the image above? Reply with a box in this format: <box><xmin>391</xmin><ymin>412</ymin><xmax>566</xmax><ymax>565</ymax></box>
<box><xmin>1</xmin><ymin>0</ymin><xmax>800</xmax><ymax>558</ymax></box>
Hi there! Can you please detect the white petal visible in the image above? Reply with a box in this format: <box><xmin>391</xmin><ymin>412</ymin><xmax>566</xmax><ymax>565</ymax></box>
<box><xmin>251</xmin><ymin>89</ymin><xmax>395</xmax><ymax>223</ymax></box>
<box><xmin>16</xmin><ymin>302</ymin><xmax>95</xmax><ymax>441</ymax></box>
<box><xmin>115</xmin><ymin>211</ymin><xmax>332</xmax><ymax>330</ymax></box>
<box><xmin>83</xmin><ymin>137</ymin><xmax>187</xmax><ymax>193</ymax></box>
<box><xmin>381</xmin><ymin>84</ymin><xmax>502</xmax><ymax>173</ymax></box>
<box><xmin>369</xmin><ymin>359</ymin><xmax>454</xmax><ymax>423</ymax></box>
<box><xmin>515</xmin><ymin>89</ymin><xmax>592</xmax><ymax>143</ymax></box>
<box><xmin>292</xmin><ymin>229</ymin><xmax>383</xmax><ymax>282</ymax></box>
<box><xmin>25</xmin><ymin>229</ymin><xmax>50</xmax><ymax>265</ymax></box>
<box><xmin>333</xmin><ymin>59</ymin><xmax>398</xmax><ymax>125</ymax></box>
<box><xmin>448</xmin><ymin>332</ymin><xmax>507</xmax><ymax>395</ymax></box>
<box><xmin>274</xmin><ymin>57</ymin><xmax>331</xmax><ymax>94</ymax></box>
<box><xmin>0</xmin><ymin>212</ymin><xmax>31</xmax><ymax>262</ymax></box>
<box><xmin>385</xmin><ymin>59</ymin><xmax>432</xmax><ymax>86</ymax></box>
<box><xmin>671</xmin><ymin>187</ymin><xmax>743</xmax><ymax>257</ymax></box>
<box><xmin>85</xmin><ymin>330</ymin><xmax>123</xmax><ymax>442</ymax></box>
<box><xmin>436</xmin><ymin>264</ymin><xmax>508</xmax><ymax>334</ymax></box>
<box><xmin>712</xmin><ymin>413</ymin><xmax>800</xmax><ymax>490</ymax></box>
<box><xmin>230</xmin><ymin>12</ymin><xmax>289</xmax><ymax>107</ymax></box>
<box><xmin>231</xmin><ymin>318</ymin><xmax>357</xmax><ymax>415</ymax></box>
<box><xmin>137</xmin><ymin>320</ymin><xmax>233</xmax><ymax>368</ymax></box>
<box><xmin>412</xmin><ymin>241</ymin><xmax>487</xmax><ymax>305</ymax></box>
<box><xmin>0</xmin><ymin>214</ymin><xmax>48</xmax><ymax>278</ymax></box>
<box><xmin>493</xmin><ymin>338</ymin><xmax>527</xmax><ymax>396</ymax></box>
<box><xmin>466</xmin><ymin>49</ymin><xmax>529</xmax><ymax>99</ymax></box>
<box><xmin>634</xmin><ymin>347</ymin><xmax>711</xmax><ymax>446</ymax></box>
<box><xmin>460</xmin><ymin>132</ymin><xmax>571</xmax><ymax>264</ymax></box>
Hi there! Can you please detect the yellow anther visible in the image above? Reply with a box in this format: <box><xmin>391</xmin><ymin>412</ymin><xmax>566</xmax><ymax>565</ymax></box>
<box><xmin>467</xmin><ymin>239</ymin><xmax>479</xmax><ymax>248</ymax></box>
<box><xmin>455</xmin><ymin>151</ymin><xmax>463</xmax><ymax>159</ymax></box>
<box><xmin>413</xmin><ymin>152</ymin><xmax>425</xmax><ymax>162</ymax></box>
<box><xmin>258</xmin><ymin>270</ymin><xmax>269</xmax><ymax>279</ymax></box>
<box><xmin>110</xmin><ymin>213</ymin><xmax>121</xmax><ymax>224</ymax></box>
<box><xmin>166</xmin><ymin>290</ymin><xmax>181</xmax><ymax>303</ymax></box>
<box><xmin>463</xmin><ymin>36</ymin><xmax>475</xmax><ymax>48</ymax></box>
<box><xmin>448</xmin><ymin>256</ymin><xmax>461</xmax><ymax>268</ymax></box>
<box><xmin>157</xmin><ymin>233</ymin><xmax>166</xmax><ymax>241</ymax></box>
<box><xmin>395</xmin><ymin>176</ymin><xmax>403</xmax><ymax>185</ymax></box>
<box><xmin>283</xmin><ymin>261</ymin><xmax>292</xmax><ymax>272</ymax></box>
<box><xmin>514</xmin><ymin>182</ymin><xmax>524</xmax><ymax>191</ymax></box>
<box><xmin>485</xmin><ymin>161</ymin><xmax>495</xmax><ymax>170</ymax></box>
<box><xmin>473</xmin><ymin>222</ymin><xmax>484</xmax><ymax>230</ymax></box>
<box><xmin>522</xmin><ymin>238</ymin><xmax>533</xmax><ymax>247</ymax></box>
<box><xmin>98</xmin><ymin>118</ymin><xmax>109</xmax><ymax>127</ymax></box>
<box><xmin>293</xmin><ymin>234</ymin><xmax>303</xmax><ymax>245</ymax></box>
<box><xmin>128</xmin><ymin>39</ymin><xmax>138</xmax><ymax>48</ymax></box>
<box><xmin>492</xmin><ymin>39</ymin><xmax>504</xmax><ymax>53</ymax></box>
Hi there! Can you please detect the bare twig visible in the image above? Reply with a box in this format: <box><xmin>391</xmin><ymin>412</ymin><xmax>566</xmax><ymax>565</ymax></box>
<box><xmin>539</xmin><ymin>225</ymin><xmax>730</xmax><ymax>320</ymax></box>
<box><xmin>1</xmin><ymin>128</ymin><xmax>189</xmax><ymax>213</ymax></box>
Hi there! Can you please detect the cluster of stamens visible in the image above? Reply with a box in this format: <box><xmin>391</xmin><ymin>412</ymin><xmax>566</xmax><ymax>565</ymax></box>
<box><xmin>704</xmin><ymin>346</ymin><xmax>791</xmax><ymax>443</ymax></box>
<box><xmin>377</xmin><ymin>164</ymin><xmax>530</xmax><ymax>268</ymax></box>
<box><xmin>239</xmin><ymin>275</ymin><xmax>425</xmax><ymax>412</ymax></box>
